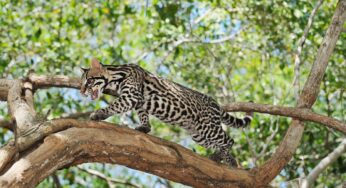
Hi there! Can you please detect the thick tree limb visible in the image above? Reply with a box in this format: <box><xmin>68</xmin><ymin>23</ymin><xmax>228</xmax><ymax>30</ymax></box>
<box><xmin>253</xmin><ymin>1</ymin><xmax>346</xmax><ymax>185</ymax></box>
<box><xmin>0</xmin><ymin>119</ymin><xmax>255</xmax><ymax>188</ymax></box>
<box><xmin>28</xmin><ymin>74</ymin><xmax>80</xmax><ymax>90</ymax></box>
<box><xmin>223</xmin><ymin>102</ymin><xmax>346</xmax><ymax>135</ymax></box>
<box><xmin>15</xmin><ymin>118</ymin><xmax>118</xmax><ymax>152</ymax></box>
<box><xmin>0</xmin><ymin>140</ymin><xmax>17</xmax><ymax>173</ymax></box>
<box><xmin>301</xmin><ymin>139</ymin><xmax>346</xmax><ymax>188</ymax></box>
<box><xmin>7</xmin><ymin>79</ymin><xmax>37</xmax><ymax>148</ymax></box>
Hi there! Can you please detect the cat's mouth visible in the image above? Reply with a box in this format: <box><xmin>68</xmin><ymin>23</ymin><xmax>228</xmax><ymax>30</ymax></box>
<box><xmin>91</xmin><ymin>89</ymin><xmax>99</xmax><ymax>100</ymax></box>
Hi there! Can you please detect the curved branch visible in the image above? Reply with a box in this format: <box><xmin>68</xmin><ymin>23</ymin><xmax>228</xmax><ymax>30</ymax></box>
<box><xmin>253</xmin><ymin>1</ymin><xmax>346</xmax><ymax>185</ymax></box>
<box><xmin>223</xmin><ymin>102</ymin><xmax>346</xmax><ymax>135</ymax></box>
<box><xmin>0</xmin><ymin>119</ymin><xmax>255</xmax><ymax>188</ymax></box>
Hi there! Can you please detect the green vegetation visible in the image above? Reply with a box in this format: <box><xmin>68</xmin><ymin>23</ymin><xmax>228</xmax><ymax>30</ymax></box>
<box><xmin>0</xmin><ymin>0</ymin><xmax>345</xmax><ymax>187</ymax></box>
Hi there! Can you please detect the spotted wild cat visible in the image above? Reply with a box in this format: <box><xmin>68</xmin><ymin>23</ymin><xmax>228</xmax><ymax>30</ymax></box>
<box><xmin>80</xmin><ymin>58</ymin><xmax>253</xmax><ymax>166</ymax></box>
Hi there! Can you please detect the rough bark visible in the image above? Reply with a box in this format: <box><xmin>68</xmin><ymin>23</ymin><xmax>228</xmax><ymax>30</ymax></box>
<box><xmin>0</xmin><ymin>119</ymin><xmax>255</xmax><ymax>188</ymax></box>
<box><xmin>0</xmin><ymin>140</ymin><xmax>16</xmax><ymax>173</ymax></box>
<box><xmin>7</xmin><ymin>80</ymin><xmax>37</xmax><ymax>150</ymax></box>
<box><xmin>28</xmin><ymin>74</ymin><xmax>81</xmax><ymax>90</ymax></box>
<box><xmin>252</xmin><ymin>0</ymin><xmax>346</xmax><ymax>185</ymax></box>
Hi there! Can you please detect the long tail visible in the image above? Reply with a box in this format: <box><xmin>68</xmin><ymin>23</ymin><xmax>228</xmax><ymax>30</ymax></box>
<box><xmin>221</xmin><ymin>110</ymin><xmax>253</xmax><ymax>128</ymax></box>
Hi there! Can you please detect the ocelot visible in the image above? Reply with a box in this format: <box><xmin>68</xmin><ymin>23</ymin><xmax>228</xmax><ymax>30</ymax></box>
<box><xmin>80</xmin><ymin>59</ymin><xmax>253</xmax><ymax>166</ymax></box>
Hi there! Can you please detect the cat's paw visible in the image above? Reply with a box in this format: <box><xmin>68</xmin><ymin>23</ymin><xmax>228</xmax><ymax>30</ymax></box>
<box><xmin>90</xmin><ymin>111</ymin><xmax>108</xmax><ymax>121</ymax></box>
<box><xmin>223</xmin><ymin>154</ymin><xmax>238</xmax><ymax>167</ymax></box>
<box><xmin>135</xmin><ymin>126</ymin><xmax>151</xmax><ymax>134</ymax></box>
<box><xmin>209</xmin><ymin>152</ymin><xmax>223</xmax><ymax>163</ymax></box>
<box><xmin>226</xmin><ymin>158</ymin><xmax>238</xmax><ymax>167</ymax></box>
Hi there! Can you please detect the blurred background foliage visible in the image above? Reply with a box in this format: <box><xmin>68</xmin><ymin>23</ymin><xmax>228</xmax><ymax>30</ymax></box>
<box><xmin>0</xmin><ymin>0</ymin><xmax>345</xmax><ymax>187</ymax></box>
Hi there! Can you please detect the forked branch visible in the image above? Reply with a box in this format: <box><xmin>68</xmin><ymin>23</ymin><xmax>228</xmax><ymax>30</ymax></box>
<box><xmin>254</xmin><ymin>0</ymin><xmax>346</xmax><ymax>185</ymax></box>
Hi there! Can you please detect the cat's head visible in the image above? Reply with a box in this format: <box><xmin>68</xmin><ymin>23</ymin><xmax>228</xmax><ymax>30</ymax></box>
<box><xmin>80</xmin><ymin>58</ymin><xmax>108</xmax><ymax>100</ymax></box>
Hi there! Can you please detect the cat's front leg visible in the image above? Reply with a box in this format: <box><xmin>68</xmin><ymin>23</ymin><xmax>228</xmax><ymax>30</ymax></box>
<box><xmin>90</xmin><ymin>90</ymin><xmax>143</xmax><ymax>121</ymax></box>
<box><xmin>90</xmin><ymin>109</ymin><xmax>111</xmax><ymax>120</ymax></box>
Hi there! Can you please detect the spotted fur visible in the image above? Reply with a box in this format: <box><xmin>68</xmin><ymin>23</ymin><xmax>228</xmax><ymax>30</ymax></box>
<box><xmin>81</xmin><ymin>59</ymin><xmax>253</xmax><ymax>166</ymax></box>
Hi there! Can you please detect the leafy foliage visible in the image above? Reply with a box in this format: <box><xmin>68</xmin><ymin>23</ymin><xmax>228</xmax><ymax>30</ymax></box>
<box><xmin>0</xmin><ymin>0</ymin><xmax>345</xmax><ymax>187</ymax></box>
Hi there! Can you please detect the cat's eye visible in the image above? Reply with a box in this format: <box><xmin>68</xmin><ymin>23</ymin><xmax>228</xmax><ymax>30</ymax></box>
<box><xmin>86</xmin><ymin>79</ymin><xmax>93</xmax><ymax>84</ymax></box>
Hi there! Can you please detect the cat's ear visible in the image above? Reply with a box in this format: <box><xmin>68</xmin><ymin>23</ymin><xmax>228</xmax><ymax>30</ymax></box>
<box><xmin>91</xmin><ymin>58</ymin><xmax>102</xmax><ymax>69</ymax></box>
<box><xmin>80</xmin><ymin>67</ymin><xmax>89</xmax><ymax>73</ymax></box>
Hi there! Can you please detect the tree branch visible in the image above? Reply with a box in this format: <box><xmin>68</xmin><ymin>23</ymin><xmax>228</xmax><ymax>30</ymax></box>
<box><xmin>301</xmin><ymin>139</ymin><xmax>346</xmax><ymax>188</ymax></box>
<box><xmin>77</xmin><ymin>166</ymin><xmax>141</xmax><ymax>188</ymax></box>
<box><xmin>258</xmin><ymin>123</ymin><xmax>279</xmax><ymax>160</ymax></box>
<box><xmin>172</xmin><ymin>25</ymin><xmax>246</xmax><ymax>46</ymax></box>
<box><xmin>28</xmin><ymin>74</ymin><xmax>80</xmax><ymax>90</ymax></box>
<box><xmin>0</xmin><ymin>119</ymin><xmax>255</xmax><ymax>188</ymax></box>
<box><xmin>0</xmin><ymin>75</ymin><xmax>118</xmax><ymax>102</ymax></box>
<box><xmin>298</xmin><ymin>0</ymin><xmax>346</xmax><ymax>108</ymax></box>
<box><xmin>253</xmin><ymin>1</ymin><xmax>346</xmax><ymax>185</ymax></box>
<box><xmin>293</xmin><ymin>0</ymin><xmax>324</xmax><ymax>100</ymax></box>
<box><xmin>0</xmin><ymin>140</ymin><xmax>17</xmax><ymax>173</ymax></box>
<box><xmin>223</xmin><ymin>102</ymin><xmax>346</xmax><ymax>135</ymax></box>
<box><xmin>192</xmin><ymin>8</ymin><xmax>215</xmax><ymax>25</ymax></box>
<box><xmin>159</xmin><ymin>26</ymin><xmax>246</xmax><ymax>63</ymax></box>
<box><xmin>7</xmin><ymin>79</ymin><xmax>37</xmax><ymax>150</ymax></box>
<box><xmin>0</xmin><ymin>111</ymin><xmax>92</xmax><ymax>132</ymax></box>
